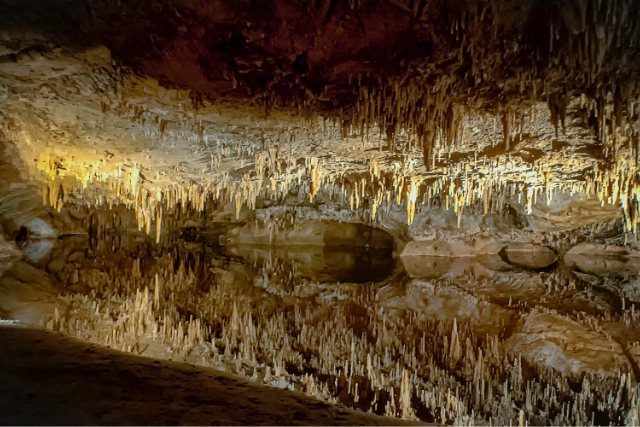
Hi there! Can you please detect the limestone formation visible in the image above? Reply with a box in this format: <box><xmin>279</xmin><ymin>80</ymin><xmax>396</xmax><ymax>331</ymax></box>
<box><xmin>1</xmin><ymin>0</ymin><xmax>640</xmax><ymax>425</ymax></box>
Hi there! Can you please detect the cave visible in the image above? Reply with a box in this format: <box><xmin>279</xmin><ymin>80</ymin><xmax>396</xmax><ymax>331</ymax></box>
<box><xmin>1</xmin><ymin>0</ymin><xmax>640</xmax><ymax>425</ymax></box>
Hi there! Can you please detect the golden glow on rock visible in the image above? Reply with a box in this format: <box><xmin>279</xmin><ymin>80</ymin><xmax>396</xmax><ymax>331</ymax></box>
<box><xmin>32</xmin><ymin>118</ymin><xmax>640</xmax><ymax>237</ymax></box>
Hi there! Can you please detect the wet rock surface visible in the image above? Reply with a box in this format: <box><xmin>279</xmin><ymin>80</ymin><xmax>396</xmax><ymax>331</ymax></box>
<box><xmin>502</xmin><ymin>243</ymin><xmax>557</xmax><ymax>269</ymax></box>
<box><xmin>225</xmin><ymin>219</ymin><xmax>394</xmax><ymax>249</ymax></box>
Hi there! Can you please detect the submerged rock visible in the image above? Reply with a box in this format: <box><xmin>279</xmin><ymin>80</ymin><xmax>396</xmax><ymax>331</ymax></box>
<box><xmin>401</xmin><ymin>254</ymin><xmax>514</xmax><ymax>280</ymax></box>
<box><xmin>473</xmin><ymin>272</ymin><xmax>548</xmax><ymax>303</ymax></box>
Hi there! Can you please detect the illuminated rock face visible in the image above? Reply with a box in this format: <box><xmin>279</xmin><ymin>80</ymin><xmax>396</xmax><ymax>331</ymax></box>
<box><xmin>225</xmin><ymin>219</ymin><xmax>393</xmax><ymax>248</ymax></box>
<box><xmin>0</xmin><ymin>148</ymin><xmax>46</xmax><ymax>236</ymax></box>
<box><xmin>523</xmin><ymin>191</ymin><xmax>623</xmax><ymax>232</ymax></box>
<box><xmin>1</xmin><ymin>0</ymin><xmax>640</xmax><ymax>238</ymax></box>
<box><xmin>502</xmin><ymin>243</ymin><xmax>557</xmax><ymax>269</ymax></box>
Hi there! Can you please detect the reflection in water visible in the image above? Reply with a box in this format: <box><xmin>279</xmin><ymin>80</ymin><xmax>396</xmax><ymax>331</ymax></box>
<box><xmin>12</xmin><ymin>204</ymin><xmax>640</xmax><ymax>426</ymax></box>
<box><xmin>566</xmin><ymin>253</ymin><xmax>640</xmax><ymax>277</ymax></box>
<box><xmin>23</xmin><ymin>238</ymin><xmax>55</xmax><ymax>263</ymax></box>
<box><xmin>400</xmin><ymin>253</ymin><xmax>627</xmax><ymax>318</ymax></box>
<box><xmin>226</xmin><ymin>244</ymin><xmax>394</xmax><ymax>283</ymax></box>
<box><xmin>401</xmin><ymin>254</ymin><xmax>516</xmax><ymax>280</ymax></box>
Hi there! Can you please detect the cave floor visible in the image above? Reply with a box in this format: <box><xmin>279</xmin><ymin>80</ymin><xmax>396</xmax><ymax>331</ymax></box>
<box><xmin>0</xmin><ymin>325</ymin><xmax>422</xmax><ymax>426</ymax></box>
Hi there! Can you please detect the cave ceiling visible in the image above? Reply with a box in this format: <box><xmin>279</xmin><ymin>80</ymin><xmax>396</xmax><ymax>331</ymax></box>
<box><xmin>6</xmin><ymin>0</ymin><xmax>640</xmax><ymax>125</ymax></box>
<box><xmin>1</xmin><ymin>0</ymin><xmax>640</xmax><ymax>235</ymax></box>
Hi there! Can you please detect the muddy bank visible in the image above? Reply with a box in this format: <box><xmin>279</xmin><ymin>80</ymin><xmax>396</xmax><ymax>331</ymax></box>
<box><xmin>0</xmin><ymin>325</ymin><xmax>421</xmax><ymax>426</ymax></box>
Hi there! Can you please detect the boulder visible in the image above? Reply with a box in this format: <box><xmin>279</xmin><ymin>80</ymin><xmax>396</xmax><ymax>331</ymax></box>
<box><xmin>503</xmin><ymin>243</ymin><xmax>557</xmax><ymax>269</ymax></box>
<box><xmin>225</xmin><ymin>220</ymin><xmax>393</xmax><ymax>248</ymax></box>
